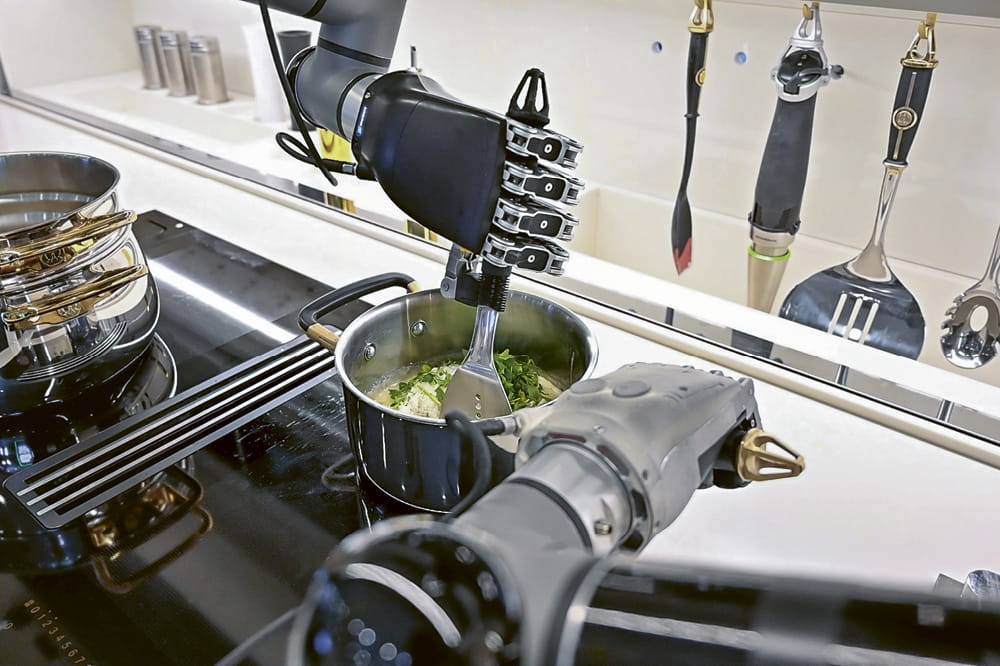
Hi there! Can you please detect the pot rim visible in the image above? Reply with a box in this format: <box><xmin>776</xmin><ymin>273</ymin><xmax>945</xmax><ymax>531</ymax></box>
<box><xmin>332</xmin><ymin>288</ymin><xmax>599</xmax><ymax>425</ymax></box>
<box><xmin>0</xmin><ymin>151</ymin><xmax>122</xmax><ymax>237</ymax></box>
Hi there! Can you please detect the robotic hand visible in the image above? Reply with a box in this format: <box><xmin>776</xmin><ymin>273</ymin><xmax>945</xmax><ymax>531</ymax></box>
<box><xmin>287</xmin><ymin>363</ymin><xmax>806</xmax><ymax>666</ymax></box>
<box><xmin>252</xmin><ymin>0</ymin><xmax>583</xmax><ymax>310</ymax></box>
<box><xmin>350</xmin><ymin>68</ymin><xmax>583</xmax><ymax>286</ymax></box>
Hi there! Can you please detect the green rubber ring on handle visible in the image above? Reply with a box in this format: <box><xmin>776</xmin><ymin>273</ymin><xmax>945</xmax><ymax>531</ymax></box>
<box><xmin>747</xmin><ymin>246</ymin><xmax>791</xmax><ymax>262</ymax></box>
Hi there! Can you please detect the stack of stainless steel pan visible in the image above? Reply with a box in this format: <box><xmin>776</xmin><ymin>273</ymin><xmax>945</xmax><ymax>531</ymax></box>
<box><xmin>0</xmin><ymin>152</ymin><xmax>159</xmax><ymax>410</ymax></box>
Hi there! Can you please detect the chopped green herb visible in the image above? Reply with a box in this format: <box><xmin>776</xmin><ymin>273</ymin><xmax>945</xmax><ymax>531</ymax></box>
<box><xmin>388</xmin><ymin>363</ymin><xmax>455</xmax><ymax>410</ymax></box>
<box><xmin>386</xmin><ymin>349</ymin><xmax>554</xmax><ymax>413</ymax></box>
<box><xmin>493</xmin><ymin>349</ymin><xmax>548</xmax><ymax>410</ymax></box>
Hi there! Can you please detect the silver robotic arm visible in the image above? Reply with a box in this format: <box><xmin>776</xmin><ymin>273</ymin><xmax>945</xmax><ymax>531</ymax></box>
<box><xmin>276</xmin><ymin>1</ymin><xmax>405</xmax><ymax>139</ymax></box>
<box><xmin>243</xmin><ymin>0</ymin><xmax>406</xmax><ymax>137</ymax></box>
<box><xmin>288</xmin><ymin>364</ymin><xmax>1000</xmax><ymax>666</ymax></box>
<box><xmin>288</xmin><ymin>364</ymin><xmax>807</xmax><ymax>666</ymax></box>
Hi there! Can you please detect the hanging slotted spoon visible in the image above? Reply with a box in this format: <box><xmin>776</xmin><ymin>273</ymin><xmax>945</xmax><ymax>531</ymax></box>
<box><xmin>779</xmin><ymin>14</ymin><xmax>938</xmax><ymax>360</ymax></box>
<box><xmin>940</xmin><ymin>224</ymin><xmax>1000</xmax><ymax>369</ymax></box>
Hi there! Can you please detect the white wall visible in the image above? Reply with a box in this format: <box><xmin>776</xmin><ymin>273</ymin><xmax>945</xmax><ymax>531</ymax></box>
<box><xmin>0</xmin><ymin>0</ymin><xmax>136</xmax><ymax>86</ymax></box>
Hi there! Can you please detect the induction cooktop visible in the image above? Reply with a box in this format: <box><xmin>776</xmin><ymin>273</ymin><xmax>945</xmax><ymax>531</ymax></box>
<box><xmin>0</xmin><ymin>210</ymin><xmax>395</xmax><ymax>666</ymax></box>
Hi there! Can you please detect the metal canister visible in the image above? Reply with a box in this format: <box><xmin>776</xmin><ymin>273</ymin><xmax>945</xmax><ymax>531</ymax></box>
<box><xmin>134</xmin><ymin>25</ymin><xmax>166</xmax><ymax>90</ymax></box>
<box><xmin>189</xmin><ymin>35</ymin><xmax>230</xmax><ymax>104</ymax></box>
<box><xmin>158</xmin><ymin>30</ymin><xmax>196</xmax><ymax>97</ymax></box>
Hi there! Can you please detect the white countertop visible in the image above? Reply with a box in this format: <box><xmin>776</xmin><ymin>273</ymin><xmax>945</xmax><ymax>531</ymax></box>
<box><xmin>2</xmin><ymin>97</ymin><xmax>999</xmax><ymax>593</ymax></box>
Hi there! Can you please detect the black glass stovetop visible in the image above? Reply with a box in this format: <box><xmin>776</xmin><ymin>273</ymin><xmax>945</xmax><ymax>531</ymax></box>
<box><xmin>0</xmin><ymin>210</ymin><xmax>400</xmax><ymax>666</ymax></box>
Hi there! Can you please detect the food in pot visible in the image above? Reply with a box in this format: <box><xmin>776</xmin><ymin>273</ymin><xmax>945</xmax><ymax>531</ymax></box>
<box><xmin>372</xmin><ymin>349</ymin><xmax>561</xmax><ymax>418</ymax></box>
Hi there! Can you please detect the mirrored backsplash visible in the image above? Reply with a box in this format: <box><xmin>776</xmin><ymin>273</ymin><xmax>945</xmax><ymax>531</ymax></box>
<box><xmin>2</xmin><ymin>0</ymin><xmax>999</xmax><ymax>447</ymax></box>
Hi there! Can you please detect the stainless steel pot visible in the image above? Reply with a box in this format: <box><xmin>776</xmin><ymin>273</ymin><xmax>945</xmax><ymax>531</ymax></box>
<box><xmin>0</xmin><ymin>152</ymin><xmax>158</xmax><ymax>410</ymax></box>
<box><xmin>299</xmin><ymin>273</ymin><xmax>599</xmax><ymax>513</ymax></box>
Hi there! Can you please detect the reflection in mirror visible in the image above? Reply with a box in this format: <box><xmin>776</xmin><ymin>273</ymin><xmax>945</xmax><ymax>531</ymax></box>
<box><xmin>1</xmin><ymin>0</ymin><xmax>999</xmax><ymax>447</ymax></box>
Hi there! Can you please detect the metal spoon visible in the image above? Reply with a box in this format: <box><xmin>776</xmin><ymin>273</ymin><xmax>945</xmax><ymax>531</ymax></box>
<box><xmin>441</xmin><ymin>304</ymin><xmax>512</xmax><ymax>419</ymax></box>
<box><xmin>941</xmin><ymin>224</ymin><xmax>1000</xmax><ymax>369</ymax></box>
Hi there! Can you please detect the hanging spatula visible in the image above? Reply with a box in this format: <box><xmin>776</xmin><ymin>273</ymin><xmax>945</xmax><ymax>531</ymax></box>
<box><xmin>941</xmin><ymin>224</ymin><xmax>1000</xmax><ymax>369</ymax></box>
<box><xmin>779</xmin><ymin>13</ymin><xmax>938</xmax><ymax>360</ymax></box>
<box><xmin>671</xmin><ymin>0</ymin><xmax>713</xmax><ymax>274</ymax></box>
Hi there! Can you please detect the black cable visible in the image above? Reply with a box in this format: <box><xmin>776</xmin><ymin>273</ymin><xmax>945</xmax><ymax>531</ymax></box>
<box><xmin>257</xmin><ymin>0</ymin><xmax>355</xmax><ymax>186</ymax></box>
<box><xmin>476</xmin><ymin>418</ymin><xmax>507</xmax><ymax>437</ymax></box>
<box><xmin>320</xmin><ymin>452</ymin><xmax>357</xmax><ymax>491</ymax></box>
<box><xmin>275</xmin><ymin>132</ymin><xmax>353</xmax><ymax>171</ymax></box>
<box><xmin>443</xmin><ymin>411</ymin><xmax>494</xmax><ymax>519</ymax></box>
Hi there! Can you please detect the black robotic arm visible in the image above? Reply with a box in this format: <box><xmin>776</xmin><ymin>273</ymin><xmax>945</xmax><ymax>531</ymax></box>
<box><xmin>248</xmin><ymin>0</ymin><xmax>582</xmax><ymax>277</ymax></box>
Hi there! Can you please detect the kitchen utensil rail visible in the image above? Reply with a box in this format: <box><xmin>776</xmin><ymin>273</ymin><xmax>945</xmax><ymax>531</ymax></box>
<box><xmin>4</xmin><ymin>335</ymin><xmax>337</xmax><ymax>529</ymax></box>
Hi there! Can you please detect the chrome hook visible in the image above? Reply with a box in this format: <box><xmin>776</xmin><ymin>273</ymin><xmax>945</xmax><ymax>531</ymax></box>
<box><xmin>795</xmin><ymin>2</ymin><xmax>822</xmax><ymax>43</ymax></box>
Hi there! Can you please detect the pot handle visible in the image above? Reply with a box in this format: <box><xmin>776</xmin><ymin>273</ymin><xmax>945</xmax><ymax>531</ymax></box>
<box><xmin>87</xmin><ymin>465</ymin><xmax>213</xmax><ymax>594</ymax></box>
<box><xmin>0</xmin><ymin>210</ymin><xmax>138</xmax><ymax>277</ymax></box>
<box><xmin>2</xmin><ymin>264</ymin><xmax>148</xmax><ymax>330</ymax></box>
<box><xmin>298</xmin><ymin>272</ymin><xmax>420</xmax><ymax>351</ymax></box>
<box><xmin>91</xmin><ymin>505</ymin><xmax>212</xmax><ymax>594</ymax></box>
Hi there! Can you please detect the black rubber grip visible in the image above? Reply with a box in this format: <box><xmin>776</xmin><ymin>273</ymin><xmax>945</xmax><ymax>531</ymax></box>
<box><xmin>480</xmin><ymin>263</ymin><xmax>512</xmax><ymax>312</ymax></box>
<box><xmin>685</xmin><ymin>32</ymin><xmax>709</xmax><ymax>119</ymax></box>
<box><xmin>885</xmin><ymin>65</ymin><xmax>934</xmax><ymax>166</ymax></box>
<box><xmin>749</xmin><ymin>95</ymin><xmax>818</xmax><ymax>235</ymax></box>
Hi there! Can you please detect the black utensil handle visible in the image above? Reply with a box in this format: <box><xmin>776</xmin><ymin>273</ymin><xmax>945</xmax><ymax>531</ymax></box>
<box><xmin>884</xmin><ymin>64</ymin><xmax>934</xmax><ymax>167</ymax></box>
<box><xmin>297</xmin><ymin>272</ymin><xmax>417</xmax><ymax>332</ymax></box>
<box><xmin>677</xmin><ymin>30</ymin><xmax>708</xmax><ymax>190</ymax></box>
<box><xmin>685</xmin><ymin>32</ymin><xmax>709</xmax><ymax>118</ymax></box>
<box><xmin>749</xmin><ymin>95</ymin><xmax>818</xmax><ymax>236</ymax></box>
